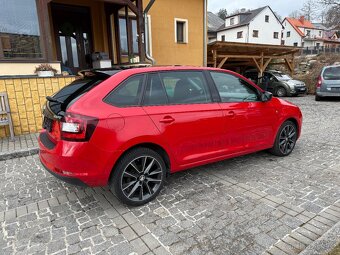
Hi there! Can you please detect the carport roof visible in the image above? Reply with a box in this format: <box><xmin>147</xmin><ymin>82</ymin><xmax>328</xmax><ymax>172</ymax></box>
<box><xmin>208</xmin><ymin>41</ymin><xmax>301</xmax><ymax>75</ymax></box>
<box><xmin>208</xmin><ymin>41</ymin><xmax>300</xmax><ymax>57</ymax></box>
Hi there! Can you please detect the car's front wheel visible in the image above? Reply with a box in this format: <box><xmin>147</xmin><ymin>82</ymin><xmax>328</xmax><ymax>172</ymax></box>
<box><xmin>276</xmin><ymin>87</ymin><xmax>287</xmax><ymax>97</ymax></box>
<box><xmin>269</xmin><ymin>121</ymin><xmax>298</xmax><ymax>157</ymax></box>
<box><xmin>110</xmin><ymin>148</ymin><xmax>166</xmax><ymax>206</ymax></box>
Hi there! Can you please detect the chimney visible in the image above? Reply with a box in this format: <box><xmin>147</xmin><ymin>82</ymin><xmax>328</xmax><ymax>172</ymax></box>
<box><xmin>299</xmin><ymin>16</ymin><xmax>305</xmax><ymax>24</ymax></box>
<box><xmin>240</xmin><ymin>8</ymin><xmax>246</xmax><ymax>13</ymax></box>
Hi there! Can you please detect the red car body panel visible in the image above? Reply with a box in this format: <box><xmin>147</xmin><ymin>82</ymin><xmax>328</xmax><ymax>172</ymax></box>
<box><xmin>38</xmin><ymin>67</ymin><xmax>302</xmax><ymax>186</ymax></box>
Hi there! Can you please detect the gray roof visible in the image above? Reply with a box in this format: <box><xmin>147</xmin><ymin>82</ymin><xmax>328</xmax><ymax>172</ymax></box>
<box><xmin>218</xmin><ymin>6</ymin><xmax>279</xmax><ymax>32</ymax></box>
<box><xmin>313</xmin><ymin>23</ymin><xmax>329</xmax><ymax>30</ymax></box>
<box><xmin>207</xmin><ymin>12</ymin><xmax>224</xmax><ymax>32</ymax></box>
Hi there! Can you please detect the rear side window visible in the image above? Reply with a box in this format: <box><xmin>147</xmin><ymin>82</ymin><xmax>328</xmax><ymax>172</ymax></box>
<box><xmin>210</xmin><ymin>72</ymin><xmax>259</xmax><ymax>102</ymax></box>
<box><xmin>323</xmin><ymin>66</ymin><xmax>340</xmax><ymax>80</ymax></box>
<box><xmin>104</xmin><ymin>75</ymin><xmax>144</xmax><ymax>107</ymax></box>
<box><xmin>159</xmin><ymin>71</ymin><xmax>212</xmax><ymax>104</ymax></box>
<box><xmin>143</xmin><ymin>74</ymin><xmax>168</xmax><ymax>106</ymax></box>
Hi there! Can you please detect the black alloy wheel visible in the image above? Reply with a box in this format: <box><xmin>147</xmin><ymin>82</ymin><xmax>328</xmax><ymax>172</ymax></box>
<box><xmin>111</xmin><ymin>148</ymin><xmax>166</xmax><ymax>206</ymax></box>
<box><xmin>269</xmin><ymin>121</ymin><xmax>298</xmax><ymax>156</ymax></box>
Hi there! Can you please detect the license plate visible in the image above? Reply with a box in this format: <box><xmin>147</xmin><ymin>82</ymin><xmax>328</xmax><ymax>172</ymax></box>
<box><xmin>43</xmin><ymin>117</ymin><xmax>53</xmax><ymax>132</ymax></box>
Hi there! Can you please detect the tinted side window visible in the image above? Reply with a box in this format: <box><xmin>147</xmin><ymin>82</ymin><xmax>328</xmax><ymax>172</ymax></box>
<box><xmin>143</xmin><ymin>74</ymin><xmax>168</xmax><ymax>106</ymax></box>
<box><xmin>210</xmin><ymin>72</ymin><xmax>259</xmax><ymax>102</ymax></box>
<box><xmin>104</xmin><ymin>75</ymin><xmax>144</xmax><ymax>107</ymax></box>
<box><xmin>159</xmin><ymin>71</ymin><xmax>212</xmax><ymax>104</ymax></box>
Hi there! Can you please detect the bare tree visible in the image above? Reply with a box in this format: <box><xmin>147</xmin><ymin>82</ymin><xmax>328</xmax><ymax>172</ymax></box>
<box><xmin>216</xmin><ymin>8</ymin><xmax>228</xmax><ymax>20</ymax></box>
<box><xmin>288</xmin><ymin>10</ymin><xmax>301</xmax><ymax>18</ymax></box>
<box><xmin>301</xmin><ymin>0</ymin><xmax>318</xmax><ymax>21</ymax></box>
<box><xmin>319</xmin><ymin>0</ymin><xmax>340</xmax><ymax>7</ymax></box>
<box><xmin>324</xmin><ymin>5</ymin><xmax>340</xmax><ymax>26</ymax></box>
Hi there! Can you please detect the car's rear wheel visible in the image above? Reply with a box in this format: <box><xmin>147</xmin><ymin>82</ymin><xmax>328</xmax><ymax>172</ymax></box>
<box><xmin>276</xmin><ymin>87</ymin><xmax>287</xmax><ymax>97</ymax></box>
<box><xmin>269</xmin><ymin>121</ymin><xmax>298</xmax><ymax>157</ymax></box>
<box><xmin>110</xmin><ymin>148</ymin><xmax>166</xmax><ymax>206</ymax></box>
<box><xmin>315</xmin><ymin>95</ymin><xmax>321</xmax><ymax>101</ymax></box>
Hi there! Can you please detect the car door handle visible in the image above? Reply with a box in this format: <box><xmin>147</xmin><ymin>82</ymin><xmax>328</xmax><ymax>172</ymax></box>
<box><xmin>226</xmin><ymin>111</ymin><xmax>235</xmax><ymax>117</ymax></box>
<box><xmin>159</xmin><ymin>116</ymin><xmax>175</xmax><ymax>124</ymax></box>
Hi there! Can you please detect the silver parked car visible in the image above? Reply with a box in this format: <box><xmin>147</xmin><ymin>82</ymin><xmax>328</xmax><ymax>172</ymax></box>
<box><xmin>316</xmin><ymin>65</ymin><xmax>340</xmax><ymax>101</ymax></box>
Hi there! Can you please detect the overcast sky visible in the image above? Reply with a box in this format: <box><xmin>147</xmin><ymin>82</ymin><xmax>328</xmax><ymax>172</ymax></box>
<box><xmin>208</xmin><ymin>0</ymin><xmax>305</xmax><ymax>19</ymax></box>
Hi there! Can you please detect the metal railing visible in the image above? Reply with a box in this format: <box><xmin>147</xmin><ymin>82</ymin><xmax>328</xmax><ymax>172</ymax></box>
<box><xmin>302</xmin><ymin>46</ymin><xmax>340</xmax><ymax>55</ymax></box>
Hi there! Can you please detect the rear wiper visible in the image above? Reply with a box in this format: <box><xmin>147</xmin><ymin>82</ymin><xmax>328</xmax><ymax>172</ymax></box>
<box><xmin>46</xmin><ymin>96</ymin><xmax>64</xmax><ymax>104</ymax></box>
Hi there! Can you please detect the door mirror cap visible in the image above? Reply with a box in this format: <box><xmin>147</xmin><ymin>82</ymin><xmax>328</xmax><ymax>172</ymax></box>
<box><xmin>261</xmin><ymin>91</ymin><xmax>273</xmax><ymax>102</ymax></box>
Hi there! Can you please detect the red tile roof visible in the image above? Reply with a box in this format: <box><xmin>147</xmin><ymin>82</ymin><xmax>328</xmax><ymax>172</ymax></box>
<box><xmin>285</xmin><ymin>17</ymin><xmax>315</xmax><ymax>37</ymax></box>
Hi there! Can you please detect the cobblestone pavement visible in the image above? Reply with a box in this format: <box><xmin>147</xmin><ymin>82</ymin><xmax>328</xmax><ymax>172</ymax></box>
<box><xmin>1</xmin><ymin>95</ymin><xmax>340</xmax><ymax>255</ymax></box>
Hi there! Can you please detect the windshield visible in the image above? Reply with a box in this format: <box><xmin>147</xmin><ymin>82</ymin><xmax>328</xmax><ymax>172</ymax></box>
<box><xmin>323</xmin><ymin>66</ymin><xmax>340</xmax><ymax>80</ymax></box>
<box><xmin>272</xmin><ymin>72</ymin><xmax>292</xmax><ymax>81</ymax></box>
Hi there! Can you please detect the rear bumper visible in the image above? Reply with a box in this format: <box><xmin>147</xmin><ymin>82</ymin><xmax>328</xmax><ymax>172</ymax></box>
<box><xmin>38</xmin><ymin>131</ymin><xmax>118</xmax><ymax>187</ymax></box>
<box><xmin>40</xmin><ymin>157</ymin><xmax>87</xmax><ymax>186</ymax></box>
<box><xmin>316</xmin><ymin>91</ymin><xmax>340</xmax><ymax>97</ymax></box>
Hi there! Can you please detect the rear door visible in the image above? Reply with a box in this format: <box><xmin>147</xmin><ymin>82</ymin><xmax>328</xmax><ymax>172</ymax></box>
<box><xmin>209</xmin><ymin>71</ymin><xmax>278</xmax><ymax>152</ymax></box>
<box><xmin>322</xmin><ymin>66</ymin><xmax>340</xmax><ymax>93</ymax></box>
<box><xmin>142</xmin><ymin>71</ymin><xmax>225</xmax><ymax>167</ymax></box>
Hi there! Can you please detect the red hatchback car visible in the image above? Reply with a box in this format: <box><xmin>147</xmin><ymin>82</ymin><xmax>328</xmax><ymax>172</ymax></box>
<box><xmin>39</xmin><ymin>66</ymin><xmax>302</xmax><ymax>206</ymax></box>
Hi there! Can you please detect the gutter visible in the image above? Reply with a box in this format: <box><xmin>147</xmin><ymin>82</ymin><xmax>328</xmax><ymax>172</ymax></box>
<box><xmin>203</xmin><ymin>0</ymin><xmax>207</xmax><ymax>66</ymax></box>
<box><xmin>144</xmin><ymin>0</ymin><xmax>156</xmax><ymax>65</ymax></box>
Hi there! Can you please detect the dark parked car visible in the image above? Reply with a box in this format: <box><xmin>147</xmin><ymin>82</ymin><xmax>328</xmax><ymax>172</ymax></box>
<box><xmin>315</xmin><ymin>65</ymin><xmax>340</xmax><ymax>101</ymax></box>
<box><xmin>39</xmin><ymin>66</ymin><xmax>302</xmax><ymax>206</ymax></box>
<box><xmin>244</xmin><ymin>70</ymin><xmax>307</xmax><ymax>97</ymax></box>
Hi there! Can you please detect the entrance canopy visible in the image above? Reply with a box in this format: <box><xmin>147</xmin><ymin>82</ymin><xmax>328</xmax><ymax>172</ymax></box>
<box><xmin>208</xmin><ymin>42</ymin><xmax>300</xmax><ymax>76</ymax></box>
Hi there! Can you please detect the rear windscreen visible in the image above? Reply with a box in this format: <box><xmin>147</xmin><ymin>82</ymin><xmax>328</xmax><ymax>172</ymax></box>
<box><xmin>48</xmin><ymin>78</ymin><xmax>104</xmax><ymax>114</ymax></box>
<box><xmin>323</xmin><ymin>66</ymin><xmax>340</xmax><ymax>80</ymax></box>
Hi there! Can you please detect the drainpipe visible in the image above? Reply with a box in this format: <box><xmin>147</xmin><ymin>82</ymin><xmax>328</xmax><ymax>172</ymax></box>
<box><xmin>144</xmin><ymin>0</ymin><xmax>156</xmax><ymax>65</ymax></box>
<box><xmin>203</xmin><ymin>0</ymin><xmax>207</xmax><ymax>66</ymax></box>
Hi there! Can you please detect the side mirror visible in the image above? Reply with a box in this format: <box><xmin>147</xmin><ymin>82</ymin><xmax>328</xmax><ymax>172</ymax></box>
<box><xmin>261</xmin><ymin>91</ymin><xmax>273</xmax><ymax>102</ymax></box>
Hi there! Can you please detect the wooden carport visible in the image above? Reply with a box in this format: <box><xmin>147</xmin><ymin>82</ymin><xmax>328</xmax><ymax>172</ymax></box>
<box><xmin>208</xmin><ymin>42</ymin><xmax>300</xmax><ymax>76</ymax></box>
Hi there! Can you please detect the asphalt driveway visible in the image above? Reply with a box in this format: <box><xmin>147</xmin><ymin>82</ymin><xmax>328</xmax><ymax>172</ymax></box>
<box><xmin>1</xmin><ymin>95</ymin><xmax>339</xmax><ymax>255</ymax></box>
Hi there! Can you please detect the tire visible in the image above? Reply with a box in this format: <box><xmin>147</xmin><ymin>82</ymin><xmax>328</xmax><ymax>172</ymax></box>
<box><xmin>315</xmin><ymin>95</ymin><xmax>321</xmax><ymax>101</ymax></box>
<box><xmin>275</xmin><ymin>87</ymin><xmax>287</xmax><ymax>97</ymax></box>
<box><xmin>269</xmin><ymin>121</ymin><xmax>298</xmax><ymax>157</ymax></box>
<box><xmin>110</xmin><ymin>147</ymin><xmax>167</xmax><ymax>206</ymax></box>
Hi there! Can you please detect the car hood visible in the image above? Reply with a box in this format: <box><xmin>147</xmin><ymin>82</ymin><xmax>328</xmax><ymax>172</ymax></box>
<box><xmin>285</xmin><ymin>80</ymin><xmax>305</xmax><ymax>86</ymax></box>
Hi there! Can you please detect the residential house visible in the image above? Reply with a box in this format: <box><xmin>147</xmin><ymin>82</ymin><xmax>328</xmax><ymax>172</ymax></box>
<box><xmin>214</xmin><ymin>6</ymin><xmax>284</xmax><ymax>45</ymax></box>
<box><xmin>0</xmin><ymin>0</ymin><xmax>207</xmax><ymax>138</ymax></box>
<box><xmin>282</xmin><ymin>17</ymin><xmax>324</xmax><ymax>48</ymax></box>
<box><xmin>207</xmin><ymin>12</ymin><xmax>224</xmax><ymax>43</ymax></box>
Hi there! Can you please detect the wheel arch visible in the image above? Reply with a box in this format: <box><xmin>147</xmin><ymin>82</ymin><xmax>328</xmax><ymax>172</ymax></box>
<box><xmin>108</xmin><ymin>142</ymin><xmax>172</xmax><ymax>185</ymax></box>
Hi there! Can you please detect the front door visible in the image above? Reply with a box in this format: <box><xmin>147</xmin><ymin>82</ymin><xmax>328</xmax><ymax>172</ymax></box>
<box><xmin>209</xmin><ymin>71</ymin><xmax>278</xmax><ymax>152</ymax></box>
<box><xmin>51</xmin><ymin>3</ymin><xmax>93</xmax><ymax>74</ymax></box>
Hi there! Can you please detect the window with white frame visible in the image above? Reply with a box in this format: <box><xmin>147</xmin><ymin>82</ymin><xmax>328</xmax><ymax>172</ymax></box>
<box><xmin>221</xmin><ymin>35</ymin><xmax>225</xmax><ymax>41</ymax></box>
<box><xmin>175</xmin><ymin>18</ymin><xmax>188</xmax><ymax>43</ymax></box>
<box><xmin>273</xmin><ymin>32</ymin><xmax>279</xmax><ymax>39</ymax></box>
<box><xmin>287</xmin><ymin>31</ymin><xmax>291</xmax><ymax>37</ymax></box>
<box><xmin>265</xmin><ymin>15</ymin><xmax>269</xmax><ymax>22</ymax></box>
<box><xmin>230</xmin><ymin>18</ymin><xmax>235</xmax><ymax>25</ymax></box>
<box><xmin>237</xmin><ymin>31</ymin><xmax>243</xmax><ymax>39</ymax></box>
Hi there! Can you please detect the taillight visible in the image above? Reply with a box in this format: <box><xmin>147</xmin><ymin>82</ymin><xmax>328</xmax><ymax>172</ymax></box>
<box><xmin>61</xmin><ymin>112</ymin><xmax>98</xmax><ymax>141</ymax></box>
<box><xmin>316</xmin><ymin>76</ymin><xmax>322</xmax><ymax>88</ymax></box>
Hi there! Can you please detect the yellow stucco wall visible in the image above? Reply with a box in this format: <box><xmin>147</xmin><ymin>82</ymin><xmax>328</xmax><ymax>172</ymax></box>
<box><xmin>0</xmin><ymin>76</ymin><xmax>75</xmax><ymax>138</ymax></box>
<box><xmin>0</xmin><ymin>63</ymin><xmax>61</xmax><ymax>76</ymax></box>
<box><xmin>144</xmin><ymin>0</ymin><xmax>204</xmax><ymax>66</ymax></box>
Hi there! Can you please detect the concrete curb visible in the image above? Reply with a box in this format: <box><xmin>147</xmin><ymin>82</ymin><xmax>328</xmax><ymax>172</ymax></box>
<box><xmin>299</xmin><ymin>220</ymin><xmax>340</xmax><ymax>255</ymax></box>
<box><xmin>0</xmin><ymin>147</ymin><xmax>39</xmax><ymax>161</ymax></box>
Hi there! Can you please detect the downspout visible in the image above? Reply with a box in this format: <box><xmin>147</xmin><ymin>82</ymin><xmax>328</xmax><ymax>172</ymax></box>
<box><xmin>144</xmin><ymin>0</ymin><xmax>156</xmax><ymax>65</ymax></box>
<box><xmin>203</xmin><ymin>0</ymin><xmax>207</xmax><ymax>66</ymax></box>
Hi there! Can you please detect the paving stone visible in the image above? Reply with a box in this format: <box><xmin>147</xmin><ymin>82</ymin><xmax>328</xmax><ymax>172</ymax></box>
<box><xmin>275</xmin><ymin>240</ymin><xmax>300</xmax><ymax>255</ymax></box>
<box><xmin>267</xmin><ymin>245</ymin><xmax>288</xmax><ymax>255</ymax></box>
<box><xmin>130</xmin><ymin>238</ymin><xmax>150</xmax><ymax>254</ymax></box>
<box><xmin>130</xmin><ymin>222</ymin><xmax>149</xmax><ymax>237</ymax></box>
<box><xmin>121</xmin><ymin>226</ymin><xmax>138</xmax><ymax>241</ymax></box>
<box><xmin>141</xmin><ymin>233</ymin><xmax>161</xmax><ymax>250</ymax></box>
<box><xmin>282</xmin><ymin>235</ymin><xmax>306</xmax><ymax>251</ymax></box>
<box><xmin>290</xmin><ymin>232</ymin><xmax>313</xmax><ymax>246</ymax></box>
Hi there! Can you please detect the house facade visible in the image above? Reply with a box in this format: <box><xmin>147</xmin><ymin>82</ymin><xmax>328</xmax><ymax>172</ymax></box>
<box><xmin>0</xmin><ymin>0</ymin><xmax>207</xmax><ymax>138</ymax></box>
<box><xmin>215</xmin><ymin>6</ymin><xmax>283</xmax><ymax>45</ymax></box>
<box><xmin>282</xmin><ymin>17</ymin><xmax>324</xmax><ymax>47</ymax></box>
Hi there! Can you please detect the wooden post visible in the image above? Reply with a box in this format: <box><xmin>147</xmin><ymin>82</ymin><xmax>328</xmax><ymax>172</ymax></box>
<box><xmin>217</xmin><ymin>57</ymin><xmax>228</xmax><ymax>68</ymax></box>
<box><xmin>213</xmin><ymin>50</ymin><xmax>217</xmax><ymax>68</ymax></box>
<box><xmin>259</xmin><ymin>52</ymin><xmax>264</xmax><ymax>77</ymax></box>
